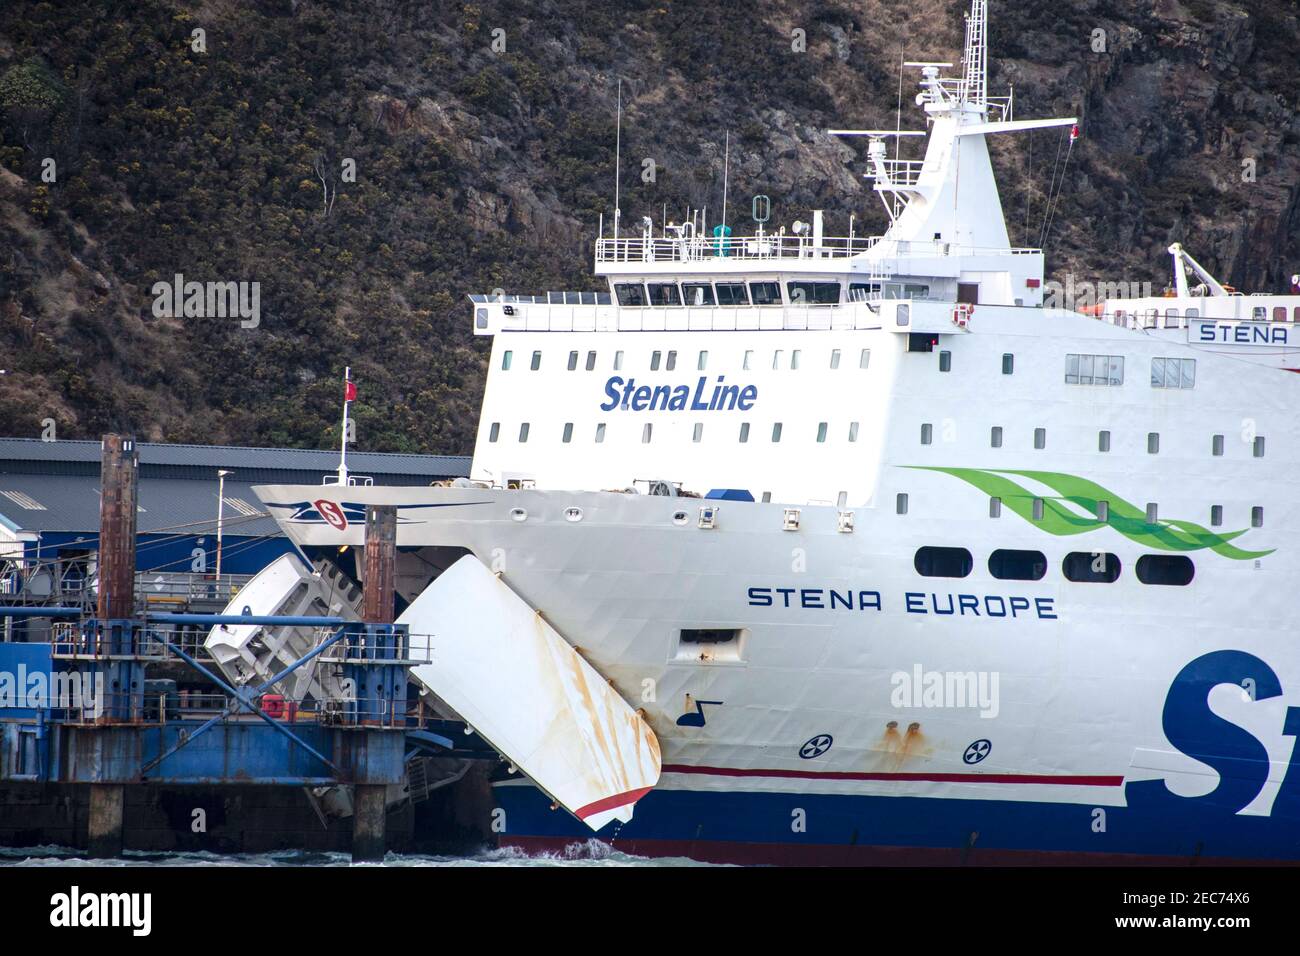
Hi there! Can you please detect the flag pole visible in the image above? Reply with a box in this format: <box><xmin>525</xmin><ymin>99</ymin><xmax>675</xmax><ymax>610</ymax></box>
<box><xmin>337</xmin><ymin>366</ymin><xmax>351</xmax><ymax>486</ymax></box>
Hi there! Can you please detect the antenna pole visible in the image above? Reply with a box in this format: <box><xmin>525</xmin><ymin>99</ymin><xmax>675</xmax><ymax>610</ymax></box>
<box><xmin>720</xmin><ymin>130</ymin><xmax>730</xmax><ymax>233</ymax></box>
<box><xmin>613</xmin><ymin>79</ymin><xmax>622</xmax><ymax>242</ymax></box>
<box><xmin>337</xmin><ymin>366</ymin><xmax>351</xmax><ymax>487</ymax></box>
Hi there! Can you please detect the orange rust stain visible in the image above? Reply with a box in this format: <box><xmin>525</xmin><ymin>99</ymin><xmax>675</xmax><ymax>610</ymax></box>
<box><xmin>868</xmin><ymin>719</ymin><xmax>933</xmax><ymax>772</ymax></box>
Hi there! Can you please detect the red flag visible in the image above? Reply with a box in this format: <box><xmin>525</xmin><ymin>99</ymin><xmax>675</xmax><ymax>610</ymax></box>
<box><xmin>344</xmin><ymin>379</ymin><xmax>357</xmax><ymax>402</ymax></box>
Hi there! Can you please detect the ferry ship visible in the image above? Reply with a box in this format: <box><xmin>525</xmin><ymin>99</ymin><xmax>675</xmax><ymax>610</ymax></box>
<box><xmin>228</xmin><ymin>0</ymin><xmax>1300</xmax><ymax>863</ymax></box>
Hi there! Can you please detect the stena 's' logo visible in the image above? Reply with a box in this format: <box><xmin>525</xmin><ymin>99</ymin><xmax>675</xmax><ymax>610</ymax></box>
<box><xmin>601</xmin><ymin>375</ymin><xmax>757</xmax><ymax>412</ymax></box>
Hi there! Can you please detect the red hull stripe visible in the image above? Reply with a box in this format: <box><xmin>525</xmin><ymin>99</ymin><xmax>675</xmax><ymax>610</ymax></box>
<box><xmin>574</xmin><ymin>786</ymin><xmax>654</xmax><ymax>820</ymax></box>
<box><xmin>661</xmin><ymin>764</ymin><xmax>1124</xmax><ymax>787</ymax></box>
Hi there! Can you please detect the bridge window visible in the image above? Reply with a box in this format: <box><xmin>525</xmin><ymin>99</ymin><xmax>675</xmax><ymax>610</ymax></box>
<box><xmin>1136</xmin><ymin>554</ymin><xmax>1194</xmax><ymax>586</ymax></box>
<box><xmin>896</xmin><ymin>493</ymin><xmax>909</xmax><ymax>515</ymax></box>
<box><xmin>830</xmin><ymin>349</ymin><xmax>841</xmax><ymax>369</ymax></box>
<box><xmin>1099</xmin><ymin>430</ymin><xmax>1111</xmax><ymax>452</ymax></box>
<box><xmin>489</xmin><ymin>423</ymin><xmax>500</xmax><ymax>442</ymax></box>
<box><xmin>989</xmin><ymin>497</ymin><xmax>1001</xmax><ymax>518</ymax></box>
<box><xmin>647</xmin><ymin>283</ymin><xmax>681</xmax><ymax>306</ymax></box>
<box><xmin>693</xmin><ymin>423</ymin><xmax>703</xmax><ymax>443</ymax></box>
<box><xmin>530</xmin><ymin>351</ymin><xmax>541</xmax><ymax>370</ymax></box>
<box><xmin>749</xmin><ymin>281</ymin><xmax>782</xmax><ymax>305</ymax></box>
<box><xmin>1002</xmin><ymin>353</ymin><xmax>1014</xmax><ymax>375</ymax></box>
<box><xmin>1253</xmin><ymin>506</ymin><xmax>1264</xmax><ymax>527</ymax></box>
<box><xmin>1152</xmin><ymin>357</ymin><xmax>1195</xmax><ymax>389</ymax></box>
<box><xmin>562</xmin><ymin>423</ymin><xmax>573</xmax><ymax>443</ymax></box>
<box><xmin>651</xmin><ymin>351</ymin><xmax>662</xmax><ymax>370</ymax></box>
<box><xmin>860</xmin><ymin>349</ymin><xmax>871</xmax><ymax>369</ymax></box>
<box><xmin>666</xmin><ymin>350</ymin><xmax>677</xmax><ymax>371</ymax></box>
<box><xmin>682</xmin><ymin>283</ymin><xmax>715</xmax><ymax>306</ymax></box>
<box><xmin>772</xmin><ymin>423</ymin><xmax>783</xmax><ymax>442</ymax></box>
<box><xmin>642</xmin><ymin>423</ymin><xmax>653</xmax><ymax>443</ymax></box>
<box><xmin>1254</xmin><ymin>436</ymin><xmax>1265</xmax><ymax>457</ymax></box>
<box><xmin>739</xmin><ymin>422</ymin><xmax>750</xmax><ymax>443</ymax></box>
<box><xmin>921</xmin><ymin>423</ymin><xmax>933</xmax><ymax>445</ymax></box>
<box><xmin>1147</xmin><ymin>432</ymin><xmax>1159</xmax><ymax>454</ymax></box>
<box><xmin>1212</xmin><ymin>434</ymin><xmax>1224</xmax><ymax>456</ymax></box>
<box><xmin>586</xmin><ymin>351</ymin><xmax>597</xmax><ymax>371</ymax></box>
<box><xmin>914</xmin><ymin>546</ymin><xmax>972</xmax><ymax>578</ymax></box>
<box><xmin>519</xmin><ymin>423</ymin><xmax>530</xmax><ymax>442</ymax></box>
<box><xmin>698</xmin><ymin>350</ymin><xmax>708</xmax><ymax>370</ymax></box>
<box><xmin>615</xmin><ymin>283</ymin><xmax>647</xmax><ymax>307</ymax></box>
<box><xmin>716</xmin><ymin>282</ymin><xmax>749</xmax><ymax>306</ymax></box>
<box><xmin>1034</xmin><ymin>428</ymin><xmax>1046</xmax><ymax>449</ymax></box>
<box><xmin>848</xmin><ymin>282</ymin><xmax>880</xmax><ymax>301</ymax></box>
<box><xmin>595</xmin><ymin>423</ymin><xmax>606</xmax><ymax>443</ymax></box>
<box><xmin>1063</xmin><ymin>552</ymin><xmax>1121</xmax><ymax>583</ymax></box>
<box><xmin>817</xmin><ymin>422</ymin><xmax>828</xmax><ymax>443</ymax></box>
<box><xmin>786</xmin><ymin>281</ymin><xmax>841</xmax><ymax>305</ymax></box>
<box><xmin>991</xmin><ymin>426</ymin><xmax>1002</xmax><ymax>448</ymax></box>
<box><xmin>939</xmin><ymin>350</ymin><xmax>952</xmax><ymax>372</ymax></box>
<box><xmin>1066</xmin><ymin>353</ymin><xmax>1123</xmax><ymax>385</ymax></box>
<box><xmin>988</xmin><ymin>549</ymin><xmax>1047</xmax><ymax>581</ymax></box>
<box><xmin>848</xmin><ymin>422</ymin><xmax>859</xmax><ymax>442</ymax></box>
<box><xmin>614</xmin><ymin>350</ymin><xmax>624</xmax><ymax>371</ymax></box>
<box><xmin>502</xmin><ymin>350</ymin><xmax>512</xmax><ymax>370</ymax></box>
<box><xmin>743</xmin><ymin>350</ymin><xmax>753</xmax><ymax>370</ymax></box>
<box><xmin>1211</xmin><ymin>505</ymin><xmax>1223</xmax><ymax>527</ymax></box>
<box><xmin>567</xmin><ymin>351</ymin><xmax>578</xmax><ymax>371</ymax></box>
<box><xmin>1253</xmin><ymin>306</ymin><xmax>1267</xmax><ymax>321</ymax></box>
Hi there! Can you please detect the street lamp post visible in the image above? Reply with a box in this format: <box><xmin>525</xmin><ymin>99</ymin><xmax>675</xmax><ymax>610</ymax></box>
<box><xmin>216</xmin><ymin>470</ymin><xmax>232</xmax><ymax>582</ymax></box>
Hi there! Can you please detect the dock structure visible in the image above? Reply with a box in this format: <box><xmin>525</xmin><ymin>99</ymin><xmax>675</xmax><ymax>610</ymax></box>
<box><xmin>0</xmin><ymin>435</ymin><xmax>476</xmax><ymax>860</ymax></box>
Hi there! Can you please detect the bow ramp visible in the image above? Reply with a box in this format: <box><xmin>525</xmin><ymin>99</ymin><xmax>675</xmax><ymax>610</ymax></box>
<box><xmin>400</xmin><ymin>555</ymin><xmax>661</xmax><ymax>830</ymax></box>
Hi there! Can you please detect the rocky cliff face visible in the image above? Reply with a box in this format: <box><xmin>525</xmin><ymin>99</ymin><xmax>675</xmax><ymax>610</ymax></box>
<box><xmin>0</xmin><ymin>0</ymin><xmax>1297</xmax><ymax>452</ymax></box>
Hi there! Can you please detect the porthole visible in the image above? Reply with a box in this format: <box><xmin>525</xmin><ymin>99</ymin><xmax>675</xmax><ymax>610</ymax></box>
<box><xmin>1063</xmin><ymin>552</ymin><xmax>1121</xmax><ymax>583</ymax></box>
<box><xmin>510</xmin><ymin>508</ymin><xmax>527</xmax><ymax>523</ymax></box>
<box><xmin>1135</xmin><ymin>554</ymin><xmax>1194</xmax><ymax>586</ymax></box>
<box><xmin>672</xmin><ymin>511</ymin><xmax>689</xmax><ymax>526</ymax></box>
<box><xmin>564</xmin><ymin>507</ymin><xmax>583</xmax><ymax>523</ymax></box>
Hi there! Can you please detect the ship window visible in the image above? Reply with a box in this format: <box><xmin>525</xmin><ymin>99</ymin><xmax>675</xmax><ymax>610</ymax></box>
<box><xmin>989</xmin><ymin>497</ymin><xmax>1001</xmax><ymax>518</ymax></box>
<box><xmin>1032</xmin><ymin>498</ymin><xmax>1044</xmax><ymax>521</ymax></box>
<box><xmin>567</xmin><ymin>351</ymin><xmax>578</xmax><ymax>371</ymax></box>
<box><xmin>666</xmin><ymin>350</ymin><xmax>677</xmax><ymax>371</ymax></box>
<box><xmin>939</xmin><ymin>350</ymin><xmax>952</xmax><ymax>372</ymax></box>
<box><xmin>905</xmin><ymin>283</ymin><xmax>931</xmax><ymax>299</ymax></box>
<box><xmin>990</xmin><ymin>426</ymin><xmax>1002</xmax><ymax>448</ymax></box>
<box><xmin>595</xmin><ymin>423</ymin><xmax>606</xmax><ymax>443</ymax></box>
<box><xmin>743</xmin><ymin>350</ymin><xmax>753</xmax><ymax>370</ymax></box>
<box><xmin>1165</xmin><ymin>308</ymin><xmax>1180</xmax><ymax>327</ymax></box>
<box><xmin>642</xmin><ymin>423</ymin><xmax>653</xmax><ymax>443</ymax></box>
<box><xmin>837</xmin><ymin>491</ymin><xmax>848</xmax><ymax>508</ymax></box>
<box><xmin>1212</xmin><ymin>434</ymin><xmax>1224</xmax><ymax>456</ymax></box>
<box><xmin>698</xmin><ymin>350</ymin><xmax>708</xmax><ymax>370</ymax></box>
<box><xmin>1147</xmin><ymin>432</ymin><xmax>1159</xmax><ymax>454</ymax></box>
<box><xmin>693</xmin><ymin>423</ymin><xmax>703</xmax><ymax>443</ymax></box>
<box><xmin>530</xmin><ymin>351</ymin><xmax>541</xmax><ymax>370</ymax></box>
<box><xmin>647</xmin><ymin>283</ymin><xmax>681</xmax><ymax>306</ymax></box>
<box><xmin>562</xmin><ymin>423</ymin><xmax>573</xmax><ymax>443</ymax></box>
<box><xmin>762</xmin><ymin>492</ymin><xmax>772</xmax><ymax>503</ymax></box>
<box><xmin>749</xmin><ymin>281</ymin><xmax>782</xmax><ymax>305</ymax></box>
<box><xmin>1063</xmin><ymin>552</ymin><xmax>1121</xmax><ymax>583</ymax></box>
<box><xmin>830</xmin><ymin>349</ymin><xmax>841</xmax><ymax>369</ymax></box>
<box><xmin>988</xmin><ymin>549</ymin><xmax>1047</xmax><ymax>581</ymax></box>
<box><xmin>651</xmin><ymin>351</ymin><xmax>662</xmax><ymax>370</ymax></box>
<box><xmin>791</xmin><ymin>350</ymin><xmax>801</xmax><ymax>370</ymax></box>
<box><xmin>679</xmin><ymin>628</ymin><xmax>740</xmax><ymax>645</ymax></box>
<box><xmin>615</xmin><ymin>283</ymin><xmax>647</xmax><ymax>307</ymax></box>
<box><xmin>817</xmin><ymin>422</ymin><xmax>828</xmax><ymax>443</ymax></box>
<box><xmin>921</xmin><ymin>423</ymin><xmax>933</xmax><ymax>445</ymax></box>
<box><xmin>716</xmin><ymin>283</ymin><xmax>749</xmax><ymax>306</ymax></box>
<box><xmin>614</xmin><ymin>350</ymin><xmax>624</xmax><ymax>371</ymax></box>
<box><xmin>1002</xmin><ymin>353</ymin><xmax>1014</xmax><ymax>375</ymax></box>
<box><xmin>739</xmin><ymin>422</ymin><xmax>750</xmax><ymax>443</ymax></box>
<box><xmin>519</xmin><ymin>423</ymin><xmax>530</xmax><ymax>442</ymax></box>
<box><xmin>1034</xmin><ymin>428</ymin><xmax>1046</xmax><ymax>449</ymax></box>
<box><xmin>848</xmin><ymin>422</ymin><xmax>859</xmax><ymax>442</ymax></box>
<box><xmin>848</xmin><ymin>282</ymin><xmax>880</xmax><ymax>302</ymax></box>
<box><xmin>489</xmin><ymin>422</ymin><xmax>500</xmax><ymax>443</ymax></box>
<box><xmin>682</xmin><ymin>283</ymin><xmax>715</xmax><ymax>306</ymax></box>
<box><xmin>1211</xmin><ymin>505</ymin><xmax>1223</xmax><ymax>527</ymax></box>
<box><xmin>860</xmin><ymin>349</ymin><xmax>871</xmax><ymax>369</ymax></box>
<box><xmin>1254</xmin><ymin>436</ymin><xmax>1265</xmax><ymax>457</ymax></box>
<box><xmin>896</xmin><ymin>493</ymin><xmax>908</xmax><ymax>515</ymax></box>
<box><xmin>1066</xmin><ymin>353</ymin><xmax>1123</xmax><ymax>385</ymax></box>
<box><xmin>772</xmin><ymin>423</ymin><xmax>783</xmax><ymax>442</ymax></box>
<box><xmin>502</xmin><ymin>350</ymin><xmax>513</xmax><ymax>370</ymax></box>
<box><xmin>1253</xmin><ymin>506</ymin><xmax>1264</xmax><ymax>527</ymax></box>
<box><xmin>1253</xmin><ymin>306</ymin><xmax>1267</xmax><ymax>321</ymax></box>
<box><xmin>786</xmin><ymin>281</ymin><xmax>841</xmax><ymax>305</ymax></box>
<box><xmin>1099</xmin><ymin>430</ymin><xmax>1111</xmax><ymax>452</ymax></box>
<box><xmin>1295</xmin><ymin>307</ymin><xmax>1300</xmax><ymax>322</ymax></box>
<box><xmin>1152</xmin><ymin>357</ymin><xmax>1195</xmax><ymax>389</ymax></box>
<box><xmin>1187</xmin><ymin>308</ymin><xmax>1199</xmax><ymax>318</ymax></box>
<box><xmin>586</xmin><ymin>351</ymin><xmax>597</xmax><ymax>371</ymax></box>
<box><xmin>1097</xmin><ymin>501</ymin><xmax>1109</xmax><ymax>521</ymax></box>
<box><xmin>1275</xmin><ymin>307</ymin><xmax>1288</xmax><ymax>322</ymax></box>
<box><xmin>1136</xmin><ymin>555</ymin><xmax>1194</xmax><ymax>586</ymax></box>
<box><xmin>1145</xmin><ymin>503</ymin><xmax>1158</xmax><ymax>523</ymax></box>
<box><xmin>914</xmin><ymin>546</ymin><xmax>972</xmax><ymax>578</ymax></box>
<box><xmin>772</xmin><ymin>350</ymin><xmax>783</xmax><ymax>370</ymax></box>
<box><xmin>896</xmin><ymin>304</ymin><xmax>911</xmax><ymax>326</ymax></box>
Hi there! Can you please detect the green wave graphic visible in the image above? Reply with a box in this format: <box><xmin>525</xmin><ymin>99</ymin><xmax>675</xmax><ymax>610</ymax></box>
<box><xmin>907</xmin><ymin>467</ymin><xmax>1274</xmax><ymax>560</ymax></box>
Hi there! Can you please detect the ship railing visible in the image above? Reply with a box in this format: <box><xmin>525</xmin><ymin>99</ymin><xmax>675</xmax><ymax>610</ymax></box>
<box><xmin>45</xmin><ymin>691</ymin><xmax>428</xmax><ymax>730</ymax></box>
<box><xmin>594</xmin><ymin>235</ymin><xmax>1040</xmax><ymax>264</ymax></box>
<box><xmin>321</xmin><ymin>474</ymin><xmax>374</xmax><ymax>486</ymax></box>
<box><xmin>482</xmin><ymin>299</ymin><xmax>899</xmax><ymax>333</ymax></box>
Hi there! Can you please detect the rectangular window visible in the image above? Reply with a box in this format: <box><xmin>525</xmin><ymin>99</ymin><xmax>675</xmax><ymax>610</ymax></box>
<box><xmin>530</xmin><ymin>350</ymin><xmax>541</xmax><ymax>371</ymax></box>
<box><xmin>595</xmin><ymin>423</ymin><xmax>606</xmax><ymax>443</ymax></box>
<box><xmin>990</xmin><ymin>497</ymin><xmax>1002</xmax><ymax>518</ymax></box>
<box><xmin>1146</xmin><ymin>503</ymin><xmax>1158</xmax><ymax>524</ymax></box>
<box><xmin>1275</xmin><ymin>307</ymin><xmax>1287</xmax><ymax>323</ymax></box>
<box><xmin>991</xmin><ymin>426</ymin><xmax>1002</xmax><ymax>448</ymax></box>
<box><xmin>860</xmin><ymin>349</ymin><xmax>871</xmax><ymax>369</ymax></box>
<box><xmin>921</xmin><ymin>423</ymin><xmax>933</xmax><ymax>445</ymax></box>
<box><xmin>848</xmin><ymin>422</ymin><xmax>859</xmax><ymax>442</ymax></box>
<box><xmin>1147</xmin><ymin>432</ymin><xmax>1159</xmax><ymax>454</ymax></box>
<box><xmin>1066</xmin><ymin>353</ymin><xmax>1123</xmax><ymax>385</ymax></box>
<box><xmin>791</xmin><ymin>350</ymin><xmax>801</xmax><ymax>370</ymax></box>
<box><xmin>698</xmin><ymin>350</ymin><xmax>708</xmax><ymax>370</ymax></box>
<box><xmin>1099</xmin><ymin>430</ymin><xmax>1111</xmax><ymax>452</ymax></box>
<box><xmin>817</xmin><ymin>422</ymin><xmax>828</xmax><ymax>443</ymax></box>
<box><xmin>739</xmin><ymin>422</ymin><xmax>750</xmax><ymax>443</ymax></box>
<box><xmin>1211</xmin><ymin>505</ymin><xmax>1223</xmax><ymax>527</ymax></box>
<box><xmin>830</xmin><ymin>349</ymin><xmax>841</xmax><ymax>369</ymax></box>
<box><xmin>1254</xmin><ymin>436</ymin><xmax>1265</xmax><ymax>458</ymax></box>
<box><xmin>682</xmin><ymin>283</ymin><xmax>716</xmax><ymax>306</ymax></box>
<box><xmin>1097</xmin><ymin>500</ymin><xmax>1110</xmax><ymax>522</ymax></box>
<box><xmin>772</xmin><ymin>423</ymin><xmax>783</xmax><ymax>442</ymax></box>
<box><xmin>615</xmin><ymin>283</ymin><xmax>647</xmax><ymax>307</ymax></box>
<box><xmin>848</xmin><ymin>282</ymin><xmax>880</xmax><ymax>301</ymax></box>
<box><xmin>642</xmin><ymin>423</ymin><xmax>653</xmax><ymax>443</ymax></box>
<box><xmin>749</xmin><ymin>281</ymin><xmax>782</xmax><ymax>305</ymax></box>
<box><xmin>743</xmin><ymin>350</ymin><xmax>753</xmax><ymax>370</ymax></box>
<box><xmin>1002</xmin><ymin>353</ymin><xmax>1014</xmax><ymax>375</ymax></box>
<box><xmin>1212</xmin><ymin>434</ymin><xmax>1225</xmax><ymax>456</ymax></box>
<box><xmin>1034</xmin><ymin>428</ymin><xmax>1046</xmax><ymax>450</ymax></box>
<box><xmin>772</xmin><ymin>350</ymin><xmax>783</xmax><ymax>370</ymax></box>
<box><xmin>1253</xmin><ymin>507</ymin><xmax>1264</xmax><ymax>528</ymax></box>
<box><xmin>646</xmin><ymin>283</ymin><xmax>682</xmax><ymax>306</ymax></box>
<box><xmin>693</xmin><ymin>422</ymin><xmax>703</xmax><ymax>443</ymax></box>
<box><xmin>651</xmin><ymin>351</ymin><xmax>662</xmax><ymax>371</ymax></box>
<box><xmin>586</xmin><ymin>351</ymin><xmax>597</xmax><ymax>371</ymax></box>
<box><xmin>562</xmin><ymin>423</ymin><xmax>573</xmax><ymax>443</ymax></box>
<box><xmin>614</xmin><ymin>350</ymin><xmax>624</xmax><ymax>371</ymax></box>
<box><xmin>1152</xmin><ymin>356</ymin><xmax>1195</xmax><ymax>389</ymax></box>
<box><xmin>666</xmin><ymin>350</ymin><xmax>677</xmax><ymax>371</ymax></box>
<box><xmin>896</xmin><ymin>493</ymin><xmax>908</xmax><ymax>515</ymax></box>
<box><xmin>502</xmin><ymin>350</ymin><xmax>513</xmax><ymax>370</ymax></box>
<box><xmin>489</xmin><ymin>422</ymin><xmax>500</xmax><ymax>443</ymax></box>
<box><xmin>716</xmin><ymin>282</ymin><xmax>749</xmax><ymax>306</ymax></box>
<box><xmin>939</xmin><ymin>350</ymin><xmax>952</xmax><ymax>372</ymax></box>
<box><xmin>567</xmin><ymin>350</ymin><xmax>578</xmax><ymax>371</ymax></box>
<box><xmin>786</xmin><ymin>281</ymin><xmax>841</xmax><ymax>304</ymax></box>
<box><xmin>519</xmin><ymin>423</ymin><xmax>530</xmax><ymax>442</ymax></box>
<box><xmin>1032</xmin><ymin>498</ymin><xmax>1044</xmax><ymax>521</ymax></box>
